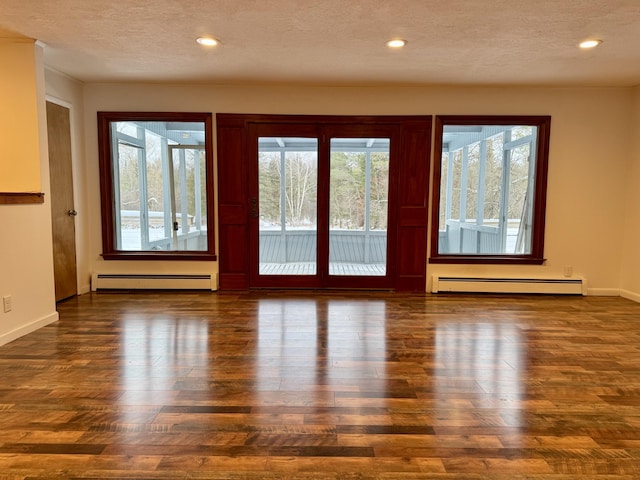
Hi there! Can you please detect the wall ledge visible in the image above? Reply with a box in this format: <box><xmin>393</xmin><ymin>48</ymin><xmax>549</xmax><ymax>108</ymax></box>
<box><xmin>0</xmin><ymin>192</ymin><xmax>45</xmax><ymax>204</ymax></box>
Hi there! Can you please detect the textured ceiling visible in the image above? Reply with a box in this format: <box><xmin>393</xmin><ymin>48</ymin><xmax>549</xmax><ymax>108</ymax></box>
<box><xmin>1</xmin><ymin>0</ymin><xmax>639</xmax><ymax>86</ymax></box>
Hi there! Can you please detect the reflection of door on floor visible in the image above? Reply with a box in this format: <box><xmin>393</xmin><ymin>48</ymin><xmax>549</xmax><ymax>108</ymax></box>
<box><xmin>46</xmin><ymin>101</ymin><xmax>78</xmax><ymax>302</ymax></box>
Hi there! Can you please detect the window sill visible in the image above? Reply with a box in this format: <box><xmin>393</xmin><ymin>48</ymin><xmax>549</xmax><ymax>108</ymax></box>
<box><xmin>429</xmin><ymin>255</ymin><xmax>545</xmax><ymax>265</ymax></box>
<box><xmin>102</xmin><ymin>252</ymin><xmax>217</xmax><ymax>261</ymax></box>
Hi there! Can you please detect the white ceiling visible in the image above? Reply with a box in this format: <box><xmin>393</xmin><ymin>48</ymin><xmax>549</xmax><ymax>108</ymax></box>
<box><xmin>1</xmin><ymin>0</ymin><xmax>639</xmax><ymax>87</ymax></box>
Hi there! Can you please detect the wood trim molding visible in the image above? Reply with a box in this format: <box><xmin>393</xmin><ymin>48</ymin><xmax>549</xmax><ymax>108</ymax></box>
<box><xmin>215</xmin><ymin>113</ymin><xmax>432</xmax><ymax>292</ymax></box>
<box><xmin>428</xmin><ymin>115</ymin><xmax>551</xmax><ymax>265</ymax></box>
<box><xmin>0</xmin><ymin>192</ymin><xmax>45</xmax><ymax>204</ymax></box>
<box><xmin>97</xmin><ymin>111</ymin><xmax>216</xmax><ymax>260</ymax></box>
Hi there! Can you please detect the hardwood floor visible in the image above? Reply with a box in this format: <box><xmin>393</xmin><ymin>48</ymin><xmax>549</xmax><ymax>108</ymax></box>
<box><xmin>1</xmin><ymin>291</ymin><xmax>640</xmax><ymax>478</ymax></box>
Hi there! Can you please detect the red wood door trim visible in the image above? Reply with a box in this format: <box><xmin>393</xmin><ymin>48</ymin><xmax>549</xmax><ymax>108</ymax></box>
<box><xmin>217</xmin><ymin>115</ymin><xmax>250</xmax><ymax>289</ymax></box>
<box><xmin>396</xmin><ymin>120</ymin><xmax>432</xmax><ymax>292</ymax></box>
<box><xmin>216</xmin><ymin>114</ymin><xmax>431</xmax><ymax>292</ymax></box>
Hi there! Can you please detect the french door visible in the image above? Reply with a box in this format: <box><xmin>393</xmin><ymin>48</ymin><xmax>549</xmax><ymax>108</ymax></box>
<box><xmin>248</xmin><ymin>123</ymin><xmax>398</xmax><ymax>289</ymax></box>
<box><xmin>217</xmin><ymin>114</ymin><xmax>431</xmax><ymax>292</ymax></box>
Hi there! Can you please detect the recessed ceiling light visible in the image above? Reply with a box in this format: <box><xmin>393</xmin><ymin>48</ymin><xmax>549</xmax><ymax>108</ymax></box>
<box><xmin>197</xmin><ymin>36</ymin><xmax>219</xmax><ymax>47</ymax></box>
<box><xmin>386</xmin><ymin>39</ymin><xmax>407</xmax><ymax>48</ymax></box>
<box><xmin>579</xmin><ymin>39</ymin><xmax>602</xmax><ymax>49</ymax></box>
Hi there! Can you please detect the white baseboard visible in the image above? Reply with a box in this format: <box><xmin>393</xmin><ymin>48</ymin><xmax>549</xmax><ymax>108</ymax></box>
<box><xmin>79</xmin><ymin>283</ymin><xmax>91</xmax><ymax>295</ymax></box>
<box><xmin>586</xmin><ymin>287</ymin><xmax>620</xmax><ymax>297</ymax></box>
<box><xmin>432</xmin><ymin>275</ymin><xmax>585</xmax><ymax>295</ymax></box>
<box><xmin>620</xmin><ymin>289</ymin><xmax>640</xmax><ymax>303</ymax></box>
<box><xmin>0</xmin><ymin>312</ymin><xmax>59</xmax><ymax>347</ymax></box>
<box><xmin>91</xmin><ymin>273</ymin><xmax>217</xmax><ymax>291</ymax></box>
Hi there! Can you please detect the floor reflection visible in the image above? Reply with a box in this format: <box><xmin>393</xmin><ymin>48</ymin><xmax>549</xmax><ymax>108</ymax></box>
<box><xmin>256</xmin><ymin>297</ymin><xmax>387</xmax><ymax>405</ymax></box>
<box><xmin>120</xmin><ymin>314</ymin><xmax>209</xmax><ymax>407</ymax></box>
<box><xmin>116</xmin><ymin>296</ymin><xmax>524</xmax><ymax>445</ymax></box>
<box><xmin>27</xmin><ymin>292</ymin><xmax>640</xmax><ymax>477</ymax></box>
<box><xmin>434</xmin><ymin>321</ymin><xmax>524</xmax><ymax>438</ymax></box>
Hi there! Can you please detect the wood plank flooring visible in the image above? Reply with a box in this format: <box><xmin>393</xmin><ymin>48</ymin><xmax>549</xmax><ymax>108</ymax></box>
<box><xmin>1</xmin><ymin>291</ymin><xmax>640</xmax><ymax>478</ymax></box>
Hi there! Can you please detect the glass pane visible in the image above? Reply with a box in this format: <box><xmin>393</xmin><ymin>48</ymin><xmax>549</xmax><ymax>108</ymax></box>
<box><xmin>168</xmin><ymin>147</ymin><xmax>207</xmax><ymax>251</ymax></box>
<box><xmin>116</xmin><ymin>142</ymin><xmax>142</xmax><ymax>250</ymax></box>
<box><xmin>144</xmin><ymin>131</ymin><xmax>166</xmax><ymax>247</ymax></box>
<box><xmin>258</xmin><ymin>137</ymin><xmax>318</xmax><ymax>275</ymax></box>
<box><xmin>466</xmin><ymin>143</ymin><xmax>480</xmax><ymax>222</ymax></box>
<box><xmin>111</xmin><ymin>120</ymin><xmax>207</xmax><ymax>251</ymax></box>
<box><xmin>329</xmin><ymin>138</ymin><xmax>389</xmax><ymax>276</ymax></box>
<box><xmin>508</xmin><ymin>140</ymin><xmax>534</xmax><ymax>254</ymax></box>
<box><xmin>438</xmin><ymin>125</ymin><xmax>537</xmax><ymax>255</ymax></box>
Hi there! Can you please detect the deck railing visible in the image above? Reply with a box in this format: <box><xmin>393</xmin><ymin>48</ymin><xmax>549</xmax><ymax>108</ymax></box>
<box><xmin>442</xmin><ymin>220</ymin><xmax>500</xmax><ymax>254</ymax></box>
<box><xmin>147</xmin><ymin>230</ymin><xmax>208</xmax><ymax>251</ymax></box>
<box><xmin>259</xmin><ymin>229</ymin><xmax>387</xmax><ymax>264</ymax></box>
<box><xmin>440</xmin><ymin>219</ymin><xmax>524</xmax><ymax>254</ymax></box>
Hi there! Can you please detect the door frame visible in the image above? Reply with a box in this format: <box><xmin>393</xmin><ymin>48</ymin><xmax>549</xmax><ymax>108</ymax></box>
<box><xmin>248</xmin><ymin>122</ymin><xmax>402</xmax><ymax>289</ymax></box>
<box><xmin>217</xmin><ymin>114</ymin><xmax>432</xmax><ymax>292</ymax></box>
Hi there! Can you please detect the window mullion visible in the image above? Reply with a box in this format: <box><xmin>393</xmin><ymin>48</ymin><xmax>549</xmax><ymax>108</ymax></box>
<box><xmin>498</xmin><ymin>129</ymin><xmax>511</xmax><ymax>253</ymax></box>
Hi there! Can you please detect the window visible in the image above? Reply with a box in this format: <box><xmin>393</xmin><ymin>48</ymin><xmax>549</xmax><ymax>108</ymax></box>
<box><xmin>97</xmin><ymin>112</ymin><xmax>215</xmax><ymax>260</ymax></box>
<box><xmin>430</xmin><ymin>115</ymin><xmax>551</xmax><ymax>264</ymax></box>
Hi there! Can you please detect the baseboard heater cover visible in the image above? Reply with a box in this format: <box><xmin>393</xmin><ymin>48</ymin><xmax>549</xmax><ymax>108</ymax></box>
<box><xmin>432</xmin><ymin>276</ymin><xmax>585</xmax><ymax>295</ymax></box>
<box><xmin>91</xmin><ymin>273</ymin><xmax>217</xmax><ymax>291</ymax></box>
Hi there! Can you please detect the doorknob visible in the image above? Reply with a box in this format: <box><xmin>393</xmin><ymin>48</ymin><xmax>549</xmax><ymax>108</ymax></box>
<box><xmin>67</xmin><ymin>209</ymin><xmax>78</xmax><ymax>217</ymax></box>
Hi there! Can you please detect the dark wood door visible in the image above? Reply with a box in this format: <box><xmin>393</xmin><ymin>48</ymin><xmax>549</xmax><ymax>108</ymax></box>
<box><xmin>217</xmin><ymin>114</ymin><xmax>431</xmax><ymax>292</ymax></box>
<box><xmin>47</xmin><ymin>101</ymin><xmax>78</xmax><ymax>301</ymax></box>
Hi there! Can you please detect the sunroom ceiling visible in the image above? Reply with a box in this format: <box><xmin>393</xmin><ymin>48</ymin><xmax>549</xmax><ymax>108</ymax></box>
<box><xmin>0</xmin><ymin>1</ymin><xmax>639</xmax><ymax>86</ymax></box>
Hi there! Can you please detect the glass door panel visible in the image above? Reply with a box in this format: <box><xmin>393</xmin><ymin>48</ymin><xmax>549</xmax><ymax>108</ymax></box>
<box><xmin>329</xmin><ymin>138</ymin><xmax>390</xmax><ymax>276</ymax></box>
<box><xmin>258</xmin><ymin>137</ymin><xmax>318</xmax><ymax>275</ymax></box>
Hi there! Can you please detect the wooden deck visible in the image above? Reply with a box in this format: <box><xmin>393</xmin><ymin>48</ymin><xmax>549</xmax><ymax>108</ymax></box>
<box><xmin>260</xmin><ymin>230</ymin><xmax>387</xmax><ymax>264</ymax></box>
<box><xmin>260</xmin><ymin>262</ymin><xmax>386</xmax><ymax>276</ymax></box>
<box><xmin>1</xmin><ymin>292</ymin><xmax>640</xmax><ymax>478</ymax></box>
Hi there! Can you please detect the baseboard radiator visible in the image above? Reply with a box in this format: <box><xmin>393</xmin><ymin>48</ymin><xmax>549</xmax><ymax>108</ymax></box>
<box><xmin>432</xmin><ymin>276</ymin><xmax>585</xmax><ymax>295</ymax></box>
<box><xmin>91</xmin><ymin>273</ymin><xmax>217</xmax><ymax>291</ymax></box>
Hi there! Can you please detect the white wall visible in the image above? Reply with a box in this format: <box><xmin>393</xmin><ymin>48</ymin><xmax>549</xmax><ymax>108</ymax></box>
<box><xmin>81</xmin><ymin>83</ymin><xmax>634</xmax><ymax>296</ymax></box>
<box><xmin>0</xmin><ymin>43</ymin><xmax>58</xmax><ymax>346</ymax></box>
<box><xmin>621</xmin><ymin>85</ymin><xmax>640</xmax><ymax>301</ymax></box>
<box><xmin>45</xmin><ymin>69</ymin><xmax>91</xmax><ymax>294</ymax></box>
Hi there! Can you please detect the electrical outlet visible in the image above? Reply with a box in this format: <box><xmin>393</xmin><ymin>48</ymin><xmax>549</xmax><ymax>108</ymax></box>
<box><xmin>3</xmin><ymin>295</ymin><xmax>12</xmax><ymax>313</ymax></box>
<box><xmin>563</xmin><ymin>265</ymin><xmax>573</xmax><ymax>277</ymax></box>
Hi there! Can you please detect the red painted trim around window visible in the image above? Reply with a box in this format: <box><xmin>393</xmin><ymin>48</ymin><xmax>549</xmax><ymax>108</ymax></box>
<box><xmin>97</xmin><ymin>111</ymin><xmax>216</xmax><ymax>261</ymax></box>
<box><xmin>429</xmin><ymin>115</ymin><xmax>551</xmax><ymax>265</ymax></box>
